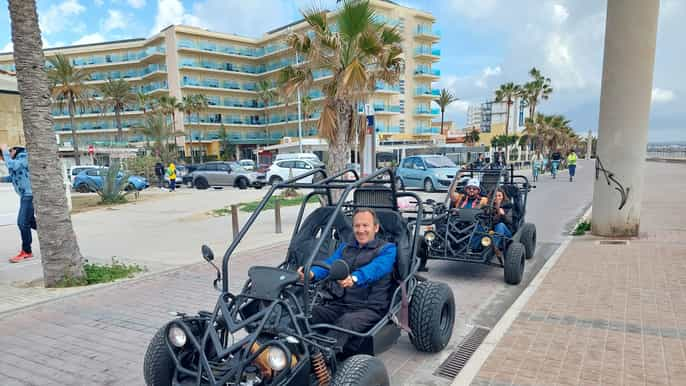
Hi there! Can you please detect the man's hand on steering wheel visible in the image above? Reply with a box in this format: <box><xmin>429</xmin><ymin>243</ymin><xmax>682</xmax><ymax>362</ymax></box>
<box><xmin>338</xmin><ymin>276</ymin><xmax>354</xmax><ymax>288</ymax></box>
<box><xmin>297</xmin><ymin>266</ymin><xmax>314</xmax><ymax>282</ymax></box>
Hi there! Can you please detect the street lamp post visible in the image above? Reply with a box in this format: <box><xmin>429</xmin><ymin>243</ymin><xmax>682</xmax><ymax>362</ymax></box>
<box><xmin>591</xmin><ymin>0</ymin><xmax>659</xmax><ymax>237</ymax></box>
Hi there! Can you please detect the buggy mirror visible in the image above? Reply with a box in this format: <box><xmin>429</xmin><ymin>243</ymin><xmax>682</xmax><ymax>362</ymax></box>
<box><xmin>201</xmin><ymin>245</ymin><xmax>215</xmax><ymax>262</ymax></box>
<box><xmin>329</xmin><ymin>260</ymin><xmax>350</xmax><ymax>281</ymax></box>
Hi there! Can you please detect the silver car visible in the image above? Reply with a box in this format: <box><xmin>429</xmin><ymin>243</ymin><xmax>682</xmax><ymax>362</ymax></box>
<box><xmin>190</xmin><ymin>162</ymin><xmax>265</xmax><ymax>190</ymax></box>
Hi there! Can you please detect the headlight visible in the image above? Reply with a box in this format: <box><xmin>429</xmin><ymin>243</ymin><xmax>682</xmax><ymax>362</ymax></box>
<box><xmin>481</xmin><ymin>236</ymin><xmax>492</xmax><ymax>247</ymax></box>
<box><xmin>267</xmin><ymin>347</ymin><xmax>288</xmax><ymax>371</ymax></box>
<box><xmin>424</xmin><ymin>231</ymin><xmax>436</xmax><ymax>243</ymax></box>
<box><xmin>168</xmin><ymin>325</ymin><xmax>187</xmax><ymax>348</ymax></box>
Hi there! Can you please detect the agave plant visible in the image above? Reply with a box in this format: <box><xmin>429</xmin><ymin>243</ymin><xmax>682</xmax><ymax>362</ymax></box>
<box><xmin>92</xmin><ymin>163</ymin><xmax>132</xmax><ymax>205</ymax></box>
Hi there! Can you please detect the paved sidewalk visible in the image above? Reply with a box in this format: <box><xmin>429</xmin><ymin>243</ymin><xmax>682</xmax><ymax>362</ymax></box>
<box><xmin>468</xmin><ymin>161</ymin><xmax>686</xmax><ymax>386</ymax></box>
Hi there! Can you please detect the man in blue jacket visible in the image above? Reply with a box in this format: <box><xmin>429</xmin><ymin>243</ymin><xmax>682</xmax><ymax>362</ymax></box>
<box><xmin>1</xmin><ymin>144</ymin><xmax>37</xmax><ymax>263</ymax></box>
<box><xmin>298</xmin><ymin>208</ymin><xmax>397</xmax><ymax>350</ymax></box>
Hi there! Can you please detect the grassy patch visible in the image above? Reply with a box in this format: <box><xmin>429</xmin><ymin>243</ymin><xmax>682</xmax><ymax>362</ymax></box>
<box><xmin>211</xmin><ymin>193</ymin><xmax>315</xmax><ymax>215</ymax></box>
<box><xmin>573</xmin><ymin>220</ymin><xmax>592</xmax><ymax>235</ymax></box>
<box><xmin>55</xmin><ymin>258</ymin><xmax>145</xmax><ymax>287</ymax></box>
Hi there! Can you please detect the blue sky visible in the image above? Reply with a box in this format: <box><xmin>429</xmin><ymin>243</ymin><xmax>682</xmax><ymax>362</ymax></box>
<box><xmin>1</xmin><ymin>0</ymin><xmax>684</xmax><ymax>142</ymax></box>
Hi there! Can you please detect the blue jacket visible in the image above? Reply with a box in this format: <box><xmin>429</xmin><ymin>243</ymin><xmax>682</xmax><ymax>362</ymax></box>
<box><xmin>2</xmin><ymin>149</ymin><xmax>33</xmax><ymax>197</ymax></box>
<box><xmin>311</xmin><ymin>240</ymin><xmax>397</xmax><ymax>288</ymax></box>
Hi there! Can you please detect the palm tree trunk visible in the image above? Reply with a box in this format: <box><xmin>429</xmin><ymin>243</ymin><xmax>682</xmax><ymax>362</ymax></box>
<box><xmin>328</xmin><ymin>101</ymin><xmax>353</xmax><ymax>192</ymax></box>
<box><xmin>196</xmin><ymin>112</ymin><xmax>204</xmax><ymax>163</ymax></box>
<box><xmin>8</xmin><ymin>0</ymin><xmax>85</xmax><ymax>286</ymax></box>
<box><xmin>440</xmin><ymin>110</ymin><xmax>445</xmax><ymax>135</ymax></box>
<box><xmin>504</xmin><ymin>100</ymin><xmax>511</xmax><ymax>162</ymax></box>
<box><xmin>115</xmin><ymin>107</ymin><xmax>122</xmax><ymax>143</ymax></box>
<box><xmin>68</xmin><ymin>98</ymin><xmax>80</xmax><ymax>165</ymax></box>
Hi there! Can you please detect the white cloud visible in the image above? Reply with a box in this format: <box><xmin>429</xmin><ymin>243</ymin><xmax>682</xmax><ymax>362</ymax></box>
<box><xmin>40</xmin><ymin>0</ymin><xmax>86</xmax><ymax>34</ymax></box>
<box><xmin>475</xmin><ymin>66</ymin><xmax>502</xmax><ymax>88</ymax></box>
<box><xmin>2</xmin><ymin>42</ymin><xmax>13</xmax><ymax>53</ymax></box>
<box><xmin>104</xmin><ymin>10</ymin><xmax>127</xmax><ymax>32</ymax></box>
<box><xmin>652</xmin><ymin>88</ymin><xmax>675</xmax><ymax>104</ymax></box>
<box><xmin>551</xmin><ymin>3</ymin><xmax>569</xmax><ymax>25</ymax></box>
<box><xmin>72</xmin><ymin>33</ymin><xmax>106</xmax><ymax>46</ymax></box>
<box><xmin>127</xmin><ymin>0</ymin><xmax>147</xmax><ymax>8</ymax></box>
<box><xmin>94</xmin><ymin>0</ymin><xmax>104</xmax><ymax>5</ymax></box>
<box><xmin>150</xmin><ymin>0</ymin><xmax>201</xmax><ymax>34</ymax></box>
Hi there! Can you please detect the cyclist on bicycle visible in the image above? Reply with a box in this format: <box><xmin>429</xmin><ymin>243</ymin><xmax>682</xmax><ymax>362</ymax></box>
<box><xmin>551</xmin><ymin>150</ymin><xmax>562</xmax><ymax>179</ymax></box>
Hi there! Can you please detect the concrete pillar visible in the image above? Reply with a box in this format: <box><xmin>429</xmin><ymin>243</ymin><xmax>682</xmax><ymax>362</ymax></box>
<box><xmin>591</xmin><ymin>0</ymin><xmax>659</xmax><ymax>237</ymax></box>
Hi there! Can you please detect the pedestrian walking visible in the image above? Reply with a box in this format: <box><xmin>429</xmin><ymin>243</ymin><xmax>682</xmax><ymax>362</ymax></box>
<box><xmin>166</xmin><ymin>162</ymin><xmax>176</xmax><ymax>192</ymax></box>
<box><xmin>567</xmin><ymin>149</ymin><xmax>578</xmax><ymax>182</ymax></box>
<box><xmin>531</xmin><ymin>151</ymin><xmax>543</xmax><ymax>182</ymax></box>
<box><xmin>1</xmin><ymin>144</ymin><xmax>37</xmax><ymax>263</ymax></box>
<box><xmin>154</xmin><ymin>161</ymin><xmax>164</xmax><ymax>189</ymax></box>
<box><xmin>550</xmin><ymin>150</ymin><xmax>562</xmax><ymax>179</ymax></box>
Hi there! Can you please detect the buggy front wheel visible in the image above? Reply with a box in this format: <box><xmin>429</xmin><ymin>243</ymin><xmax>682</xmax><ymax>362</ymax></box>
<box><xmin>409</xmin><ymin>281</ymin><xmax>455</xmax><ymax>352</ymax></box>
<box><xmin>504</xmin><ymin>242</ymin><xmax>526</xmax><ymax>285</ymax></box>
<box><xmin>520</xmin><ymin>223</ymin><xmax>537</xmax><ymax>259</ymax></box>
<box><xmin>331</xmin><ymin>354</ymin><xmax>389</xmax><ymax>386</ymax></box>
<box><xmin>143</xmin><ymin>326</ymin><xmax>174</xmax><ymax>386</ymax></box>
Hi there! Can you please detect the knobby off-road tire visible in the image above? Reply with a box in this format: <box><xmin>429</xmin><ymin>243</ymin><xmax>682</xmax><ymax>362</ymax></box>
<box><xmin>504</xmin><ymin>242</ymin><xmax>526</xmax><ymax>285</ymax></box>
<box><xmin>144</xmin><ymin>327</ymin><xmax>174</xmax><ymax>386</ymax></box>
<box><xmin>409</xmin><ymin>281</ymin><xmax>455</xmax><ymax>352</ymax></box>
<box><xmin>520</xmin><ymin>223</ymin><xmax>537</xmax><ymax>259</ymax></box>
<box><xmin>331</xmin><ymin>354</ymin><xmax>389</xmax><ymax>386</ymax></box>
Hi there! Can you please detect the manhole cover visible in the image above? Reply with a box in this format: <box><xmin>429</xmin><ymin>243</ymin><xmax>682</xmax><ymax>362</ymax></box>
<box><xmin>434</xmin><ymin>326</ymin><xmax>490</xmax><ymax>380</ymax></box>
<box><xmin>598</xmin><ymin>240</ymin><xmax>629</xmax><ymax>245</ymax></box>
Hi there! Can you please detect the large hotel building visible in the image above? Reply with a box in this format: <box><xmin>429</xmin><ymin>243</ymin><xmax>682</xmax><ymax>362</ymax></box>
<box><xmin>0</xmin><ymin>0</ymin><xmax>441</xmax><ymax>161</ymax></box>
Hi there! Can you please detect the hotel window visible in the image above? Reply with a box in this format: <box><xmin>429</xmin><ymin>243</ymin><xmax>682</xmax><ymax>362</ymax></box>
<box><xmin>399</xmin><ymin>79</ymin><xmax>405</xmax><ymax>94</ymax></box>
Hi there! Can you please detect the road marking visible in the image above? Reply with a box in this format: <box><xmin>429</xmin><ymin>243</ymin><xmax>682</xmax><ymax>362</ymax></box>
<box><xmin>452</xmin><ymin>206</ymin><xmax>592</xmax><ymax>386</ymax></box>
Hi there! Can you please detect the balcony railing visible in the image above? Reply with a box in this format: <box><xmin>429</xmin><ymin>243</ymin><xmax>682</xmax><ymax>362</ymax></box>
<box><xmin>415</xmin><ymin>27</ymin><xmax>441</xmax><ymax>38</ymax></box>
<box><xmin>414</xmin><ymin>67</ymin><xmax>441</xmax><ymax>77</ymax></box>
<box><xmin>415</xmin><ymin>47</ymin><xmax>441</xmax><ymax>57</ymax></box>
<box><xmin>415</xmin><ymin>126</ymin><xmax>439</xmax><ymax>134</ymax></box>
<box><xmin>177</xmin><ymin>39</ymin><xmax>289</xmax><ymax>58</ymax></box>
<box><xmin>415</xmin><ymin>87</ymin><xmax>440</xmax><ymax>97</ymax></box>
<box><xmin>415</xmin><ymin>107</ymin><xmax>440</xmax><ymax>115</ymax></box>
<box><xmin>375</xmin><ymin>81</ymin><xmax>400</xmax><ymax>93</ymax></box>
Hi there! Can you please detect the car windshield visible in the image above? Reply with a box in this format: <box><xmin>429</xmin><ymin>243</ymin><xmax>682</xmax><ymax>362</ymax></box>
<box><xmin>424</xmin><ymin>157</ymin><xmax>456</xmax><ymax>168</ymax></box>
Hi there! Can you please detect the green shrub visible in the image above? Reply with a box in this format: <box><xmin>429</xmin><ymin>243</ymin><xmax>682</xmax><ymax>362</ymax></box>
<box><xmin>573</xmin><ymin>220</ymin><xmax>592</xmax><ymax>235</ymax></box>
<box><xmin>94</xmin><ymin>163</ymin><xmax>132</xmax><ymax>205</ymax></box>
<box><xmin>56</xmin><ymin>258</ymin><xmax>144</xmax><ymax>287</ymax></box>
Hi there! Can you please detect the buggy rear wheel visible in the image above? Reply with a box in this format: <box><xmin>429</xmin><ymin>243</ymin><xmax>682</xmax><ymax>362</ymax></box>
<box><xmin>144</xmin><ymin>326</ymin><xmax>174</xmax><ymax>386</ymax></box>
<box><xmin>331</xmin><ymin>354</ymin><xmax>389</xmax><ymax>386</ymax></box>
<box><xmin>520</xmin><ymin>223</ymin><xmax>537</xmax><ymax>259</ymax></box>
<box><xmin>409</xmin><ymin>281</ymin><xmax>455</xmax><ymax>352</ymax></box>
<box><xmin>504</xmin><ymin>242</ymin><xmax>526</xmax><ymax>285</ymax></box>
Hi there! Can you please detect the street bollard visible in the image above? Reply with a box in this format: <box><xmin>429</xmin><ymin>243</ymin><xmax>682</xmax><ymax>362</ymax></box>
<box><xmin>275</xmin><ymin>199</ymin><xmax>282</xmax><ymax>234</ymax></box>
<box><xmin>231</xmin><ymin>204</ymin><xmax>239</xmax><ymax>238</ymax></box>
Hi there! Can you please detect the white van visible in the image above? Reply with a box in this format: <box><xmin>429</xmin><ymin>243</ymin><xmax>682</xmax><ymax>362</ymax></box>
<box><xmin>274</xmin><ymin>153</ymin><xmax>320</xmax><ymax>162</ymax></box>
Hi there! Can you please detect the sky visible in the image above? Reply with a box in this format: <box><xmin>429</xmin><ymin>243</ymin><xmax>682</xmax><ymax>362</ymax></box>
<box><xmin>0</xmin><ymin>0</ymin><xmax>684</xmax><ymax>142</ymax></box>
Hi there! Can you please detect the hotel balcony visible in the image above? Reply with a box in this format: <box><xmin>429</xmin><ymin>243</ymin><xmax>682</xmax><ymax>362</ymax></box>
<box><xmin>413</xmin><ymin>67</ymin><xmax>440</xmax><ymax>80</ymax></box>
<box><xmin>414</xmin><ymin>27</ymin><xmax>441</xmax><ymax>42</ymax></box>
<box><xmin>414</xmin><ymin>107</ymin><xmax>440</xmax><ymax>117</ymax></box>
<box><xmin>414</xmin><ymin>47</ymin><xmax>441</xmax><ymax>61</ymax></box>
<box><xmin>414</xmin><ymin>87</ymin><xmax>440</xmax><ymax>99</ymax></box>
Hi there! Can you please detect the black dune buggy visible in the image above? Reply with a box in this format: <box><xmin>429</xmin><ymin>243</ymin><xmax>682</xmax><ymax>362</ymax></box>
<box><xmin>143</xmin><ymin>167</ymin><xmax>456</xmax><ymax>385</ymax></box>
<box><xmin>417</xmin><ymin>165</ymin><xmax>537</xmax><ymax>285</ymax></box>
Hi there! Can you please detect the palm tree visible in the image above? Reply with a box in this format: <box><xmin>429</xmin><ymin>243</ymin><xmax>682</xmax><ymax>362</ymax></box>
<box><xmin>192</xmin><ymin>94</ymin><xmax>209</xmax><ymax>163</ymax></box>
<box><xmin>180</xmin><ymin>95</ymin><xmax>195</xmax><ymax>163</ymax></box>
<box><xmin>495</xmin><ymin>82</ymin><xmax>523</xmax><ymax>161</ymax></box>
<box><xmin>8</xmin><ymin>0</ymin><xmax>86</xmax><ymax>286</ymax></box>
<box><xmin>136</xmin><ymin>91</ymin><xmax>152</xmax><ymax>115</ymax></box>
<box><xmin>465</xmin><ymin>129</ymin><xmax>480</xmax><ymax>146</ymax></box>
<box><xmin>47</xmin><ymin>54</ymin><xmax>90</xmax><ymax>165</ymax></box>
<box><xmin>138</xmin><ymin>112</ymin><xmax>167</xmax><ymax>160</ymax></box>
<box><xmin>523</xmin><ymin>67</ymin><xmax>553</xmax><ymax>119</ymax></box>
<box><xmin>279</xmin><ymin>0</ymin><xmax>403</xmax><ymax>176</ymax></box>
<box><xmin>218</xmin><ymin>123</ymin><xmax>234</xmax><ymax>160</ymax></box>
<box><xmin>300</xmin><ymin>95</ymin><xmax>316</xmax><ymax>136</ymax></box>
<box><xmin>257</xmin><ymin>79</ymin><xmax>277</xmax><ymax>138</ymax></box>
<box><xmin>434</xmin><ymin>89</ymin><xmax>458</xmax><ymax>135</ymax></box>
<box><xmin>99</xmin><ymin>78</ymin><xmax>135</xmax><ymax>143</ymax></box>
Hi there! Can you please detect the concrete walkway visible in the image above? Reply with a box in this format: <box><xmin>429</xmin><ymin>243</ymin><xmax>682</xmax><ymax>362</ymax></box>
<box><xmin>462</xmin><ymin>161</ymin><xmax>686</xmax><ymax>386</ymax></box>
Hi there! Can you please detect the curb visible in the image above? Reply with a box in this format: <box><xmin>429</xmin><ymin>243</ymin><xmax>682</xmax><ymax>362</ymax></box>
<box><xmin>452</xmin><ymin>205</ymin><xmax>593</xmax><ymax>386</ymax></box>
<box><xmin>0</xmin><ymin>240</ymin><xmax>289</xmax><ymax>320</ymax></box>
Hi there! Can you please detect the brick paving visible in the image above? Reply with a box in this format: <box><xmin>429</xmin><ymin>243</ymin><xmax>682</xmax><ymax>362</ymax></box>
<box><xmin>471</xmin><ymin>162</ymin><xmax>686</xmax><ymax>386</ymax></box>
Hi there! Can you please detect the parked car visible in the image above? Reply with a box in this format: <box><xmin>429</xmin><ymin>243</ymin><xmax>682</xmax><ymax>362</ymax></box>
<box><xmin>237</xmin><ymin>159</ymin><xmax>256</xmax><ymax>171</ymax></box>
<box><xmin>274</xmin><ymin>152</ymin><xmax>321</xmax><ymax>162</ymax></box>
<box><xmin>181</xmin><ymin>164</ymin><xmax>200</xmax><ymax>187</ymax></box>
<box><xmin>68</xmin><ymin>165</ymin><xmax>105</xmax><ymax>184</ymax></box>
<box><xmin>189</xmin><ymin>161</ymin><xmax>265</xmax><ymax>190</ymax></box>
<box><xmin>72</xmin><ymin>168</ymin><xmax>149</xmax><ymax>193</ymax></box>
<box><xmin>267</xmin><ymin>158</ymin><xmax>325</xmax><ymax>184</ymax></box>
<box><xmin>396</xmin><ymin>155</ymin><xmax>459</xmax><ymax>192</ymax></box>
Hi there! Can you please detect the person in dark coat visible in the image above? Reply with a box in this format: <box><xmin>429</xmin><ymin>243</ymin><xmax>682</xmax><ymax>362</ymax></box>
<box><xmin>154</xmin><ymin>162</ymin><xmax>164</xmax><ymax>188</ymax></box>
<box><xmin>298</xmin><ymin>208</ymin><xmax>397</xmax><ymax>350</ymax></box>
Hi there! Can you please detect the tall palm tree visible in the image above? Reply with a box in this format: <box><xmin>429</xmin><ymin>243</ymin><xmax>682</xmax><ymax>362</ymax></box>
<box><xmin>465</xmin><ymin>128</ymin><xmax>480</xmax><ymax>146</ymax></box>
<box><xmin>99</xmin><ymin>78</ymin><xmax>135</xmax><ymax>143</ymax></box>
<box><xmin>180</xmin><ymin>94</ymin><xmax>195</xmax><ymax>163</ymax></box>
<box><xmin>279</xmin><ymin>0</ymin><xmax>403</xmax><ymax>175</ymax></box>
<box><xmin>257</xmin><ymin>79</ymin><xmax>277</xmax><ymax>138</ymax></box>
<box><xmin>434</xmin><ymin>89</ymin><xmax>458</xmax><ymax>135</ymax></box>
<box><xmin>495</xmin><ymin>82</ymin><xmax>523</xmax><ymax>161</ymax></box>
<box><xmin>8</xmin><ymin>0</ymin><xmax>85</xmax><ymax>286</ymax></box>
<box><xmin>136</xmin><ymin>91</ymin><xmax>152</xmax><ymax>115</ymax></box>
<box><xmin>192</xmin><ymin>94</ymin><xmax>209</xmax><ymax>163</ymax></box>
<box><xmin>158</xmin><ymin>95</ymin><xmax>181</xmax><ymax>137</ymax></box>
<box><xmin>523</xmin><ymin>67</ymin><xmax>553</xmax><ymax>118</ymax></box>
<box><xmin>47</xmin><ymin>54</ymin><xmax>90</xmax><ymax>165</ymax></box>
<box><xmin>138</xmin><ymin>112</ymin><xmax>167</xmax><ymax>160</ymax></box>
